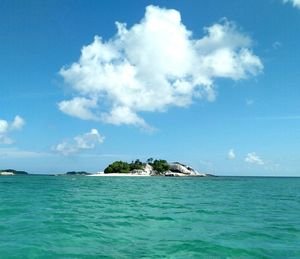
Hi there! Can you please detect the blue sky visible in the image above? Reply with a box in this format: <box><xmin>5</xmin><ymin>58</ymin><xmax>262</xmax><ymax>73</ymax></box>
<box><xmin>0</xmin><ymin>0</ymin><xmax>299</xmax><ymax>175</ymax></box>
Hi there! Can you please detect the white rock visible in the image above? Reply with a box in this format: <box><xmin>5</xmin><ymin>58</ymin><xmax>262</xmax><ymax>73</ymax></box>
<box><xmin>168</xmin><ymin>163</ymin><xmax>205</xmax><ymax>176</ymax></box>
<box><xmin>0</xmin><ymin>172</ymin><xmax>14</xmax><ymax>176</ymax></box>
<box><xmin>130</xmin><ymin>163</ymin><xmax>154</xmax><ymax>176</ymax></box>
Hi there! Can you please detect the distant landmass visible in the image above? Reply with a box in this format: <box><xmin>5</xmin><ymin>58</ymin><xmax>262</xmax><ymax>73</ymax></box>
<box><xmin>0</xmin><ymin>169</ymin><xmax>28</xmax><ymax>176</ymax></box>
<box><xmin>65</xmin><ymin>171</ymin><xmax>90</xmax><ymax>176</ymax></box>
<box><xmin>0</xmin><ymin>159</ymin><xmax>213</xmax><ymax>177</ymax></box>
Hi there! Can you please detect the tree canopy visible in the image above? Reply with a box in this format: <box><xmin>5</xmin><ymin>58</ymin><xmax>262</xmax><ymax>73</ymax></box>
<box><xmin>129</xmin><ymin>159</ymin><xmax>145</xmax><ymax>171</ymax></box>
<box><xmin>150</xmin><ymin>159</ymin><xmax>170</xmax><ymax>174</ymax></box>
<box><xmin>104</xmin><ymin>161</ymin><xmax>131</xmax><ymax>174</ymax></box>
<box><xmin>104</xmin><ymin>158</ymin><xmax>170</xmax><ymax>174</ymax></box>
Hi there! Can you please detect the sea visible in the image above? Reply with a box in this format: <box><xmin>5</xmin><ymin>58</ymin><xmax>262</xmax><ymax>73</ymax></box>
<box><xmin>0</xmin><ymin>176</ymin><xmax>299</xmax><ymax>258</ymax></box>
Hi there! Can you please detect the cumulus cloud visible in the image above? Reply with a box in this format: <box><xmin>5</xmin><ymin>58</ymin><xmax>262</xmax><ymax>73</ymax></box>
<box><xmin>283</xmin><ymin>0</ymin><xmax>300</xmax><ymax>8</ymax></box>
<box><xmin>0</xmin><ymin>115</ymin><xmax>25</xmax><ymax>144</ymax></box>
<box><xmin>54</xmin><ymin>129</ymin><xmax>105</xmax><ymax>156</ymax></box>
<box><xmin>11</xmin><ymin>115</ymin><xmax>25</xmax><ymax>130</ymax></box>
<box><xmin>58</xmin><ymin>97</ymin><xmax>98</xmax><ymax>121</ymax></box>
<box><xmin>59</xmin><ymin>5</ymin><xmax>263</xmax><ymax>128</ymax></box>
<box><xmin>245</xmin><ymin>152</ymin><xmax>264</xmax><ymax>165</ymax></box>
<box><xmin>227</xmin><ymin>149</ymin><xmax>236</xmax><ymax>160</ymax></box>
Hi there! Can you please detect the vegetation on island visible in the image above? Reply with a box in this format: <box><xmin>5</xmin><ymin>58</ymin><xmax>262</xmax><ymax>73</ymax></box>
<box><xmin>150</xmin><ymin>159</ymin><xmax>170</xmax><ymax>174</ymax></box>
<box><xmin>66</xmin><ymin>171</ymin><xmax>90</xmax><ymax>175</ymax></box>
<box><xmin>0</xmin><ymin>160</ymin><xmax>207</xmax><ymax>177</ymax></box>
<box><xmin>104</xmin><ymin>161</ymin><xmax>132</xmax><ymax>174</ymax></box>
<box><xmin>130</xmin><ymin>159</ymin><xmax>144</xmax><ymax>170</ymax></box>
<box><xmin>104</xmin><ymin>159</ymin><xmax>170</xmax><ymax>174</ymax></box>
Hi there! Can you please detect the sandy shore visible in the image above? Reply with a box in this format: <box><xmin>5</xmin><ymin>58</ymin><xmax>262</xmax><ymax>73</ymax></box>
<box><xmin>87</xmin><ymin>173</ymin><xmax>151</xmax><ymax>177</ymax></box>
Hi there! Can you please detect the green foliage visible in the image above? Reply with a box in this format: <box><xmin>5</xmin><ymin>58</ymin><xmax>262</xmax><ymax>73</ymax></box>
<box><xmin>151</xmin><ymin>159</ymin><xmax>170</xmax><ymax>174</ymax></box>
<box><xmin>146</xmin><ymin>158</ymin><xmax>154</xmax><ymax>163</ymax></box>
<box><xmin>66</xmin><ymin>171</ymin><xmax>89</xmax><ymax>175</ymax></box>
<box><xmin>129</xmin><ymin>159</ymin><xmax>145</xmax><ymax>171</ymax></box>
<box><xmin>104</xmin><ymin>161</ymin><xmax>131</xmax><ymax>174</ymax></box>
<box><xmin>104</xmin><ymin>158</ymin><xmax>170</xmax><ymax>175</ymax></box>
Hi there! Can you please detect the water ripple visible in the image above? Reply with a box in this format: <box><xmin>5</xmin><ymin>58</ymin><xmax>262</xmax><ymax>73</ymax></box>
<box><xmin>0</xmin><ymin>176</ymin><xmax>300</xmax><ymax>258</ymax></box>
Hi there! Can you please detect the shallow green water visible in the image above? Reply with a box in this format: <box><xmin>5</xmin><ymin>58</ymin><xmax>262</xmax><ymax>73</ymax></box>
<box><xmin>0</xmin><ymin>176</ymin><xmax>300</xmax><ymax>258</ymax></box>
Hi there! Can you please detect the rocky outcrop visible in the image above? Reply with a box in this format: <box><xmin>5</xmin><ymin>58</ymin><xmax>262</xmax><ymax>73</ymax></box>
<box><xmin>167</xmin><ymin>162</ymin><xmax>206</xmax><ymax>177</ymax></box>
<box><xmin>0</xmin><ymin>171</ymin><xmax>14</xmax><ymax>176</ymax></box>
<box><xmin>130</xmin><ymin>164</ymin><xmax>154</xmax><ymax>176</ymax></box>
<box><xmin>129</xmin><ymin>162</ymin><xmax>207</xmax><ymax>177</ymax></box>
<box><xmin>0</xmin><ymin>169</ymin><xmax>28</xmax><ymax>176</ymax></box>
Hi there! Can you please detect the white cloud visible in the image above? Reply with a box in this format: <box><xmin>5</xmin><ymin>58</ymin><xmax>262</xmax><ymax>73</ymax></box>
<box><xmin>54</xmin><ymin>129</ymin><xmax>105</xmax><ymax>156</ymax></box>
<box><xmin>0</xmin><ymin>120</ymin><xmax>11</xmax><ymax>144</ymax></box>
<box><xmin>58</xmin><ymin>97</ymin><xmax>98</xmax><ymax>121</ymax></box>
<box><xmin>245</xmin><ymin>152</ymin><xmax>264</xmax><ymax>165</ymax></box>
<box><xmin>283</xmin><ymin>0</ymin><xmax>300</xmax><ymax>8</ymax></box>
<box><xmin>59</xmin><ymin>5</ymin><xmax>263</xmax><ymax>128</ymax></box>
<box><xmin>11</xmin><ymin>115</ymin><xmax>25</xmax><ymax>130</ymax></box>
<box><xmin>246</xmin><ymin>99</ymin><xmax>254</xmax><ymax>107</ymax></box>
<box><xmin>227</xmin><ymin>149</ymin><xmax>236</xmax><ymax>160</ymax></box>
<box><xmin>0</xmin><ymin>120</ymin><xmax>9</xmax><ymax>135</ymax></box>
<box><xmin>0</xmin><ymin>115</ymin><xmax>25</xmax><ymax>144</ymax></box>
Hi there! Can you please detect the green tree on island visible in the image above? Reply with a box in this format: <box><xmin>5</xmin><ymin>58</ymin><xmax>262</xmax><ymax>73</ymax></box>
<box><xmin>104</xmin><ymin>161</ymin><xmax>131</xmax><ymax>174</ymax></box>
<box><xmin>150</xmin><ymin>159</ymin><xmax>170</xmax><ymax>174</ymax></box>
<box><xmin>104</xmin><ymin>158</ymin><xmax>170</xmax><ymax>174</ymax></box>
<box><xmin>129</xmin><ymin>159</ymin><xmax>145</xmax><ymax>170</ymax></box>
<box><xmin>146</xmin><ymin>158</ymin><xmax>154</xmax><ymax>163</ymax></box>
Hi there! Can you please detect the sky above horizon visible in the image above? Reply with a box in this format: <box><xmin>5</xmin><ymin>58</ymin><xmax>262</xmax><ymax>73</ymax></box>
<box><xmin>0</xmin><ymin>0</ymin><xmax>300</xmax><ymax>176</ymax></box>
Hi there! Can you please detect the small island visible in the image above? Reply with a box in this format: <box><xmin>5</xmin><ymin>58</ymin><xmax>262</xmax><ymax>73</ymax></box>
<box><xmin>65</xmin><ymin>171</ymin><xmax>90</xmax><ymax>176</ymax></box>
<box><xmin>0</xmin><ymin>169</ymin><xmax>28</xmax><ymax>176</ymax></box>
<box><xmin>89</xmin><ymin>159</ymin><xmax>210</xmax><ymax>177</ymax></box>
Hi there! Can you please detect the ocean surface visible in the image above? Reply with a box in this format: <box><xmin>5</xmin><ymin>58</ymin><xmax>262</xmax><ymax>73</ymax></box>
<box><xmin>0</xmin><ymin>176</ymin><xmax>300</xmax><ymax>258</ymax></box>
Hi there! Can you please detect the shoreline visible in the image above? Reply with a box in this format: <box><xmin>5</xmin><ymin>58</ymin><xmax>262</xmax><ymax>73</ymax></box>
<box><xmin>87</xmin><ymin>173</ymin><xmax>151</xmax><ymax>177</ymax></box>
<box><xmin>86</xmin><ymin>173</ymin><xmax>208</xmax><ymax>177</ymax></box>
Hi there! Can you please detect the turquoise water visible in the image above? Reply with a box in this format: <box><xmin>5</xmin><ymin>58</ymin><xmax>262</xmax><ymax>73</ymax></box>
<box><xmin>0</xmin><ymin>176</ymin><xmax>300</xmax><ymax>258</ymax></box>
